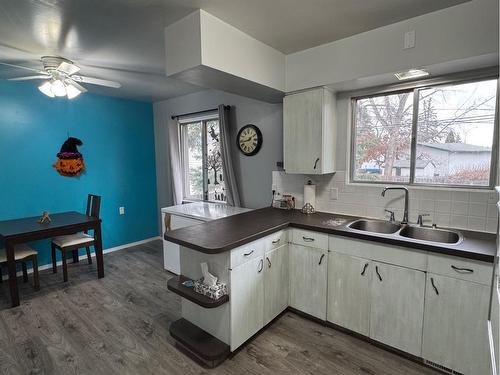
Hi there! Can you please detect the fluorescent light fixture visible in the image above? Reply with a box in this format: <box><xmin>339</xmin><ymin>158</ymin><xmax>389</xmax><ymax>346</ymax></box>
<box><xmin>65</xmin><ymin>83</ymin><xmax>81</xmax><ymax>99</ymax></box>
<box><xmin>38</xmin><ymin>81</ymin><xmax>55</xmax><ymax>97</ymax></box>
<box><xmin>394</xmin><ymin>68</ymin><xmax>429</xmax><ymax>81</ymax></box>
<box><xmin>51</xmin><ymin>79</ymin><xmax>67</xmax><ymax>96</ymax></box>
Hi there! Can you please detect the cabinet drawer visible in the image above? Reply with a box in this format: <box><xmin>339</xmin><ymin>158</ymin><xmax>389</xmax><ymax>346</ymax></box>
<box><xmin>230</xmin><ymin>241</ymin><xmax>265</xmax><ymax>269</ymax></box>
<box><xmin>329</xmin><ymin>235</ymin><xmax>427</xmax><ymax>271</ymax></box>
<box><xmin>291</xmin><ymin>229</ymin><xmax>328</xmax><ymax>249</ymax></box>
<box><xmin>263</xmin><ymin>230</ymin><xmax>288</xmax><ymax>252</ymax></box>
<box><xmin>427</xmin><ymin>253</ymin><xmax>492</xmax><ymax>286</ymax></box>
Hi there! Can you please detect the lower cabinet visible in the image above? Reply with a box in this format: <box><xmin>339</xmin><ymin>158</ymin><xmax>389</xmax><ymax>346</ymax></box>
<box><xmin>369</xmin><ymin>261</ymin><xmax>425</xmax><ymax>357</ymax></box>
<box><xmin>230</xmin><ymin>256</ymin><xmax>264</xmax><ymax>351</ymax></box>
<box><xmin>422</xmin><ymin>273</ymin><xmax>491</xmax><ymax>375</ymax></box>
<box><xmin>289</xmin><ymin>244</ymin><xmax>328</xmax><ymax>320</ymax></box>
<box><xmin>327</xmin><ymin>252</ymin><xmax>371</xmax><ymax>336</ymax></box>
<box><xmin>264</xmin><ymin>245</ymin><xmax>289</xmax><ymax>325</ymax></box>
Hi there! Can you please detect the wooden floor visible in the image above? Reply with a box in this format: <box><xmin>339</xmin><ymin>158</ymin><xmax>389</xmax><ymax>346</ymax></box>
<box><xmin>0</xmin><ymin>240</ymin><xmax>440</xmax><ymax>375</ymax></box>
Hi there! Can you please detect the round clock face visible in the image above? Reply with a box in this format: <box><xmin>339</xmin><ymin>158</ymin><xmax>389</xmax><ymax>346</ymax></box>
<box><xmin>237</xmin><ymin>124</ymin><xmax>262</xmax><ymax>156</ymax></box>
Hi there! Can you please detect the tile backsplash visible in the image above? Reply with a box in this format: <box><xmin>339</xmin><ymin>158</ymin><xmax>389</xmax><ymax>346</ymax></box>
<box><xmin>272</xmin><ymin>171</ymin><xmax>499</xmax><ymax>233</ymax></box>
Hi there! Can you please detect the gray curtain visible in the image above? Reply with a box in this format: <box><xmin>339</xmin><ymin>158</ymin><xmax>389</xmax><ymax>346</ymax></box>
<box><xmin>168</xmin><ymin>117</ymin><xmax>183</xmax><ymax>205</ymax></box>
<box><xmin>218</xmin><ymin>104</ymin><xmax>241</xmax><ymax>207</ymax></box>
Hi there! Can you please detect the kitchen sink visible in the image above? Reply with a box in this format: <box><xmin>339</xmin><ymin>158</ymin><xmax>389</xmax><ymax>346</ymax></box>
<box><xmin>348</xmin><ymin>219</ymin><xmax>401</xmax><ymax>234</ymax></box>
<box><xmin>399</xmin><ymin>226</ymin><xmax>461</xmax><ymax>244</ymax></box>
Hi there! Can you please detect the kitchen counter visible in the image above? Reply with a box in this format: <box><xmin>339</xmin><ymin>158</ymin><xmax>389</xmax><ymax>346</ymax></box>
<box><xmin>165</xmin><ymin>207</ymin><xmax>497</xmax><ymax>262</ymax></box>
<box><xmin>161</xmin><ymin>202</ymin><xmax>252</xmax><ymax>221</ymax></box>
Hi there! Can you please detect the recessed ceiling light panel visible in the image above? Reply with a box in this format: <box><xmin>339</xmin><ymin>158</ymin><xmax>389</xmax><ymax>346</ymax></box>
<box><xmin>394</xmin><ymin>69</ymin><xmax>429</xmax><ymax>81</ymax></box>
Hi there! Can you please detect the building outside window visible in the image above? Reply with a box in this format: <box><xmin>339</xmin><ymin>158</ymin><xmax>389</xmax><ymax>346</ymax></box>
<box><xmin>351</xmin><ymin>77</ymin><xmax>498</xmax><ymax>188</ymax></box>
<box><xmin>180</xmin><ymin>117</ymin><xmax>226</xmax><ymax>202</ymax></box>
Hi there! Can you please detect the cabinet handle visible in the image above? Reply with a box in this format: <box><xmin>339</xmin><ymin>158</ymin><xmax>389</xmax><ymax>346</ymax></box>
<box><xmin>244</xmin><ymin>250</ymin><xmax>254</xmax><ymax>257</ymax></box>
<box><xmin>272</xmin><ymin>239</ymin><xmax>280</xmax><ymax>244</ymax></box>
<box><xmin>451</xmin><ymin>265</ymin><xmax>474</xmax><ymax>274</ymax></box>
<box><xmin>361</xmin><ymin>263</ymin><xmax>369</xmax><ymax>276</ymax></box>
<box><xmin>430</xmin><ymin>277</ymin><xmax>439</xmax><ymax>296</ymax></box>
<box><xmin>302</xmin><ymin>236</ymin><xmax>315</xmax><ymax>242</ymax></box>
<box><xmin>375</xmin><ymin>266</ymin><xmax>382</xmax><ymax>282</ymax></box>
<box><xmin>258</xmin><ymin>259</ymin><xmax>263</xmax><ymax>273</ymax></box>
<box><xmin>313</xmin><ymin>158</ymin><xmax>320</xmax><ymax>170</ymax></box>
<box><xmin>319</xmin><ymin>254</ymin><xmax>325</xmax><ymax>265</ymax></box>
<box><xmin>267</xmin><ymin>257</ymin><xmax>271</xmax><ymax>268</ymax></box>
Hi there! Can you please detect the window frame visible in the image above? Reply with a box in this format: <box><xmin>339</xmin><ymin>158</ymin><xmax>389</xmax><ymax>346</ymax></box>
<box><xmin>179</xmin><ymin>114</ymin><xmax>225</xmax><ymax>203</ymax></box>
<box><xmin>349</xmin><ymin>70</ymin><xmax>499</xmax><ymax>189</ymax></box>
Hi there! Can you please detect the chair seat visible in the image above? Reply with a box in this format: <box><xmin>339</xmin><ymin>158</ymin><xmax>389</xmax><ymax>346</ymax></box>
<box><xmin>52</xmin><ymin>233</ymin><xmax>94</xmax><ymax>248</ymax></box>
<box><xmin>0</xmin><ymin>245</ymin><xmax>38</xmax><ymax>263</ymax></box>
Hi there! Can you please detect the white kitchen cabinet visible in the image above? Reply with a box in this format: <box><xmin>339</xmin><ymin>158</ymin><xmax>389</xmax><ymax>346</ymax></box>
<box><xmin>264</xmin><ymin>245</ymin><xmax>289</xmax><ymax>325</ymax></box>
<box><xmin>369</xmin><ymin>261</ymin><xmax>425</xmax><ymax>357</ymax></box>
<box><xmin>422</xmin><ymin>273</ymin><xmax>491</xmax><ymax>375</ymax></box>
<box><xmin>283</xmin><ymin>87</ymin><xmax>336</xmax><ymax>174</ymax></box>
<box><xmin>327</xmin><ymin>252</ymin><xmax>371</xmax><ymax>336</ymax></box>
<box><xmin>230</xmin><ymin>255</ymin><xmax>265</xmax><ymax>351</ymax></box>
<box><xmin>289</xmin><ymin>244</ymin><xmax>328</xmax><ymax>320</ymax></box>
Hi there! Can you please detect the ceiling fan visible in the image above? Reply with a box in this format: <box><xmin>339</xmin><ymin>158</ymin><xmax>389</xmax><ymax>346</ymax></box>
<box><xmin>0</xmin><ymin>56</ymin><xmax>121</xmax><ymax>99</ymax></box>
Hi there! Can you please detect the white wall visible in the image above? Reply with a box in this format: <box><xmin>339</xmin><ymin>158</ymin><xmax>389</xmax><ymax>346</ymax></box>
<box><xmin>286</xmin><ymin>0</ymin><xmax>499</xmax><ymax>92</ymax></box>
<box><xmin>153</xmin><ymin>89</ymin><xmax>283</xmax><ymax>213</ymax></box>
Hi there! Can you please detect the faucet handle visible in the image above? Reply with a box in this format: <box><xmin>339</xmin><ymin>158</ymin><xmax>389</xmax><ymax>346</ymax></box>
<box><xmin>385</xmin><ymin>209</ymin><xmax>395</xmax><ymax>222</ymax></box>
<box><xmin>417</xmin><ymin>213</ymin><xmax>430</xmax><ymax>226</ymax></box>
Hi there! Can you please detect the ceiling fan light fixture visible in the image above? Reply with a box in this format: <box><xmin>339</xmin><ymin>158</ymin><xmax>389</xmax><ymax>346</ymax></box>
<box><xmin>65</xmin><ymin>83</ymin><xmax>81</xmax><ymax>99</ymax></box>
<box><xmin>50</xmin><ymin>79</ymin><xmax>67</xmax><ymax>97</ymax></box>
<box><xmin>38</xmin><ymin>81</ymin><xmax>55</xmax><ymax>97</ymax></box>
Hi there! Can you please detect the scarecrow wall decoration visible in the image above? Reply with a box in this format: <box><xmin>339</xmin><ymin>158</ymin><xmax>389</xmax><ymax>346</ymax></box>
<box><xmin>53</xmin><ymin>137</ymin><xmax>85</xmax><ymax>177</ymax></box>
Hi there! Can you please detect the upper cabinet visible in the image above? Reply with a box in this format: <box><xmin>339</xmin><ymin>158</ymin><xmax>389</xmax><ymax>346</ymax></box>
<box><xmin>283</xmin><ymin>87</ymin><xmax>336</xmax><ymax>174</ymax></box>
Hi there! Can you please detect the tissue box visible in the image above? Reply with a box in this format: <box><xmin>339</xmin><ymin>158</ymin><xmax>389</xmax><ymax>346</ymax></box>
<box><xmin>194</xmin><ymin>278</ymin><xmax>228</xmax><ymax>300</ymax></box>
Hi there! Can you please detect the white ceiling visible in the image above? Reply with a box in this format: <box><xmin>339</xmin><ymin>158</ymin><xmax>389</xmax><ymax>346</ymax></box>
<box><xmin>0</xmin><ymin>0</ymin><xmax>470</xmax><ymax>102</ymax></box>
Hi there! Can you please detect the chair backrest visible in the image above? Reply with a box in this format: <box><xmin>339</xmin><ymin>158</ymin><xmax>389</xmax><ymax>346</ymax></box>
<box><xmin>86</xmin><ymin>194</ymin><xmax>101</xmax><ymax>218</ymax></box>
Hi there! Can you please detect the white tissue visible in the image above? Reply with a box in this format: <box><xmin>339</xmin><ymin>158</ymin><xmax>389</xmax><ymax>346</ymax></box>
<box><xmin>200</xmin><ymin>262</ymin><xmax>218</xmax><ymax>287</ymax></box>
<box><xmin>304</xmin><ymin>183</ymin><xmax>316</xmax><ymax>209</ymax></box>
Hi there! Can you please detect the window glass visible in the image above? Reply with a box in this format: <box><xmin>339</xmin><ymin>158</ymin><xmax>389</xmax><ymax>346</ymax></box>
<box><xmin>415</xmin><ymin>80</ymin><xmax>497</xmax><ymax>186</ymax></box>
<box><xmin>351</xmin><ymin>77</ymin><xmax>498</xmax><ymax>188</ymax></box>
<box><xmin>353</xmin><ymin>92</ymin><xmax>414</xmax><ymax>182</ymax></box>
<box><xmin>181</xmin><ymin>118</ymin><xmax>226</xmax><ymax>202</ymax></box>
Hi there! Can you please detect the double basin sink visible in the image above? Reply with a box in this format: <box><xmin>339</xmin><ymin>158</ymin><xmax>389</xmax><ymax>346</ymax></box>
<box><xmin>348</xmin><ymin>219</ymin><xmax>462</xmax><ymax>244</ymax></box>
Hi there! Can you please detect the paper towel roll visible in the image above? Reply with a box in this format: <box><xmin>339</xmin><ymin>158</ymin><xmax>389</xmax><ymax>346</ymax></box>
<box><xmin>303</xmin><ymin>183</ymin><xmax>316</xmax><ymax>209</ymax></box>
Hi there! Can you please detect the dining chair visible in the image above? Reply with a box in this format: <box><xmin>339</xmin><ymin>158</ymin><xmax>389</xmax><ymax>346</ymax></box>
<box><xmin>51</xmin><ymin>194</ymin><xmax>101</xmax><ymax>282</ymax></box>
<box><xmin>0</xmin><ymin>245</ymin><xmax>40</xmax><ymax>290</ymax></box>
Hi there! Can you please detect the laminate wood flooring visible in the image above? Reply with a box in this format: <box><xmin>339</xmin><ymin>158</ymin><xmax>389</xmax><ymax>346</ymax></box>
<box><xmin>0</xmin><ymin>240</ymin><xmax>439</xmax><ymax>375</ymax></box>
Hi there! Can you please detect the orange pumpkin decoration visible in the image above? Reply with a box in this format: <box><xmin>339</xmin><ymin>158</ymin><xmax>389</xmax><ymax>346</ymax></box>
<box><xmin>53</xmin><ymin>137</ymin><xmax>85</xmax><ymax>177</ymax></box>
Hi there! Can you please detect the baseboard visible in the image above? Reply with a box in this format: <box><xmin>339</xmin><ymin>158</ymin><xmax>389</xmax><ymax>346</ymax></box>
<box><xmin>1</xmin><ymin>236</ymin><xmax>161</xmax><ymax>280</ymax></box>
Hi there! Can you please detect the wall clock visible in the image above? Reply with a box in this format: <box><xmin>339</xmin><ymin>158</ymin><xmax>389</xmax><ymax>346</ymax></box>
<box><xmin>237</xmin><ymin>124</ymin><xmax>263</xmax><ymax>156</ymax></box>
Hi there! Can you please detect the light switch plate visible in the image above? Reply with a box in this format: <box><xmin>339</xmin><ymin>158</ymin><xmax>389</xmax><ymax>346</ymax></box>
<box><xmin>403</xmin><ymin>30</ymin><xmax>415</xmax><ymax>49</ymax></box>
<box><xmin>330</xmin><ymin>188</ymin><xmax>338</xmax><ymax>200</ymax></box>
<box><xmin>119</xmin><ymin>206</ymin><xmax>125</xmax><ymax>215</ymax></box>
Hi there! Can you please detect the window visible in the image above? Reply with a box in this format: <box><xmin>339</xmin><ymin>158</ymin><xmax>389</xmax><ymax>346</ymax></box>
<box><xmin>180</xmin><ymin>117</ymin><xmax>226</xmax><ymax>202</ymax></box>
<box><xmin>351</xmin><ymin>77</ymin><xmax>498</xmax><ymax>187</ymax></box>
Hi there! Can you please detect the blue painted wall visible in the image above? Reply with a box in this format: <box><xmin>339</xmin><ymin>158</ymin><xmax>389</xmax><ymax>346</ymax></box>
<box><xmin>0</xmin><ymin>80</ymin><xmax>158</xmax><ymax>267</ymax></box>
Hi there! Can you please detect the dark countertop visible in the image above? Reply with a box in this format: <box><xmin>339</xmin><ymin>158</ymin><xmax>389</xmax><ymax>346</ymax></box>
<box><xmin>164</xmin><ymin>207</ymin><xmax>497</xmax><ymax>263</ymax></box>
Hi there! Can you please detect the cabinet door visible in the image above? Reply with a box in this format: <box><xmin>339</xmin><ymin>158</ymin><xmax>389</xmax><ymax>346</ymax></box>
<box><xmin>370</xmin><ymin>262</ymin><xmax>425</xmax><ymax>356</ymax></box>
<box><xmin>327</xmin><ymin>252</ymin><xmax>371</xmax><ymax>336</ymax></box>
<box><xmin>264</xmin><ymin>245</ymin><xmax>289</xmax><ymax>325</ymax></box>
<box><xmin>422</xmin><ymin>273</ymin><xmax>490</xmax><ymax>375</ymax></box>
<box><xmin>230</xmin><ymin>256</ymin><xmax>264</xmax><ymax>351</ymax></box>
<box><xmin>283</xmin><ymin>88</ymin><xmax>324</xmax><ymax>174</ymax></box>
<box><xmin>289</xmin><ymin>244</ymin><xmax>328</xmax><ymax>320</ymax></box>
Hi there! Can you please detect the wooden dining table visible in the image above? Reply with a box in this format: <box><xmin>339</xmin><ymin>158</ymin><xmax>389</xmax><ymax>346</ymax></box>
<box><xmin>0</xmin><ymin>211</ymin><xmax>103</xmax><ymax>307</ymax></box>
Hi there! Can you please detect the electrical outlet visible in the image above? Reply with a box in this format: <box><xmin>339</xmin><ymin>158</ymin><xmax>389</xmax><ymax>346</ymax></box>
<box><xmin>119</xmin><ymin>206</ymin><xmax>125</xmax><ymax>215</ymax></box>
<box><xmin>403</xmin><ymin>30</ymin><xmax>415</xmax><ymax>49</ymax></box>
<box><xmin>330</xmin><ymin>188</ymin><xmax>338</xmax><ymax>200</ymax></box>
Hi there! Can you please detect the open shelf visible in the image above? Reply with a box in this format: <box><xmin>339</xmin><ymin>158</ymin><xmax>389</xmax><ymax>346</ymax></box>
<box><xmin>170</xmin><ymin>318</ymin><xmax>230</xmax><ymax>368</ymax></box>
<box><xmin>167</xmin><ymin>275</ymin><xmax>229</xmax><ymax>308</ymax></box>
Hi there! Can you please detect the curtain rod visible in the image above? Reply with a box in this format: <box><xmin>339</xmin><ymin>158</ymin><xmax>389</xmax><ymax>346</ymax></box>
<box><xmin>171</xmin><ymin>105</ymin><xmax>230</xmax><ymax>120</ymax></box>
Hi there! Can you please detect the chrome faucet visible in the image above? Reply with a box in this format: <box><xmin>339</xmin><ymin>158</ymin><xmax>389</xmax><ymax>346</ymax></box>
<box><xmin>381</xmin><ymin>186</ymin><xmax>409</xmax><ymax>225</ymax></box>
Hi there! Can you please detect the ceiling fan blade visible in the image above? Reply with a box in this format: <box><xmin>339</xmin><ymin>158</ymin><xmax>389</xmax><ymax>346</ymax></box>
<box><xmin>8</xmin><ymin>75</ymin><xmax>51</xmax><ymax>81</ymax></box>
<box><xmin>0</xmin><ymin>61</ymin><xmax>47</xmax><ymax>74</ymax></box>
<box><xmin>72</xmin><ymin>75</ymin><xmax>121</xmax><ymax>88</ymax></box>
<box><xmin>56</xmin><ymin>61</ymin><xmax>80</xmax><ymax>76</ymax></box>
<box><xmin>66</xmin><ymin>78</ymin><xmax>87</xmax><ymax>93</ymax></box>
